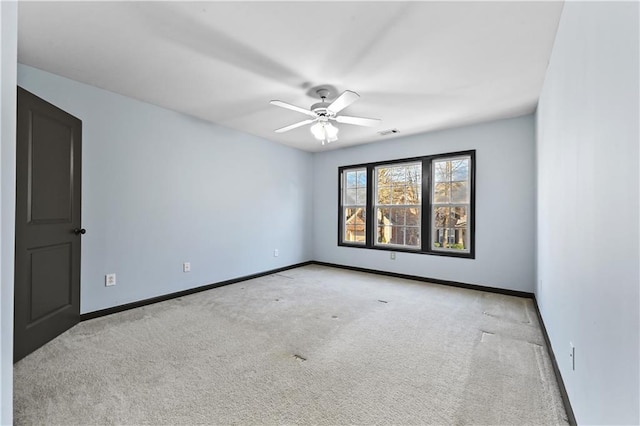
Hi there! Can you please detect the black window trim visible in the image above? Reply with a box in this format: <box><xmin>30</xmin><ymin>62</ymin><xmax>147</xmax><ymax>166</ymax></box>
<box><xmin>338</xmin><ymin>150</ymin><xmax>476</xmax><ymax>259</ymax></box>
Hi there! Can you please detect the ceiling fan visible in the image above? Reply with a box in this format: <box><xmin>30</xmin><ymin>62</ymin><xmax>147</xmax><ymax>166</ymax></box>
<box><xmin>270</xmin><ymin>88</ymin><xmax>381</xmax><ymax>145</ymax></box>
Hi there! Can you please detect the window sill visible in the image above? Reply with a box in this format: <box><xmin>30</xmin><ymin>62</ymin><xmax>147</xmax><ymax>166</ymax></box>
<box><xmin>337</xmin><ymin>242</ymin><xmax>475</xmax><ymax>259</ymax></box>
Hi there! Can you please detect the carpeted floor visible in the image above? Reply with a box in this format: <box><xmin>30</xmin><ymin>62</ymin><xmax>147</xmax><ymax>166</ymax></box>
<box><xmin>14</xmin><ymin>265</ymin><xmax>568</xmax><ymax>425</ymax></box>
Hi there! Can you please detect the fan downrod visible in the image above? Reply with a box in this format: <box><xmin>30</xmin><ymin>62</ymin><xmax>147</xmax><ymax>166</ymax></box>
<box><xmin>310</xmin><ymin>88</ymin><xmax>333</xmax><ymax>116</ymax></box>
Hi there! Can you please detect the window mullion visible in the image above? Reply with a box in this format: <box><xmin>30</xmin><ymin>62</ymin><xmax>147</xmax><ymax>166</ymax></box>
<box><xmin>422</xmin><ymin>159</ymin><xmax>430</xmax><ymax>252</ymax></box>
<box><xmin>338</xmin><ymin>169</ymin><xmax>343</xmax><ymax>244</ymax></box>
<box><xmin>366</xmin><ymin>164</ymin><xmax>374</xmax><ymax>248</ymax></box>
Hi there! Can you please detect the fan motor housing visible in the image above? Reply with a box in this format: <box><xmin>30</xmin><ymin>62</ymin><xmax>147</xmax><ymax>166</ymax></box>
<box><xmin>311</xmin><ymin>102</ymin><xmax>333</xmax><ymax>117</ymax></box>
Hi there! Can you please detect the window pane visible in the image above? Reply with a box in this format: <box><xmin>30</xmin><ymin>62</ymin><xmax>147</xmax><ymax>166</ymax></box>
<box><xmin>451</xmin><ymin>182</ymin><xmax>468</xmax><ymax>203</ymax></box>
<box><xmin>407</xmin><ymin>164</ymin><xmax>421</xmax><ymax>182</ymax></box>
<box><xmin>345</xmin><ymin>224</ymin><xmax>365</xmax><ymax>242</ymax></box>
<box><xmin>434</xmin><ymin>228</ymin><xmax>466</xmax><ymax>250</ymax></box>
<box><xmin>451</xmin><ymin>206</ymin><xmax>468</xmax><ymax>227</ymax></box>
<box><xmin>392</xmin><ymin>186</ymin><xmax>405</xmax><ymax>204</ymax></box>
<box><xmin>376</xmin><ymin>225</ymin><xmax>422</xmax><ymax>247</ymax></box>
<box><xmin>377</xmin><ymin>185</ymin><xmax>391</xmax><ymax>204</ymax></box>
<box><xmin>377</xmin><ymin>165</ymin><xmax>420</xmax><ymax>186</ymax></box>
<box><xmin>406</xmin><ymin>227</ymin><xmax>421</xmax><ymax>247</ymax></box>
<box><xmin>433</xmin><ymin>206</ymin><xmax>468</xmax><ymax>250</ymax></box>
<box><xmin>344</xmin><ymin>207</ymin><xmax>366</xmax><ymax>243</ymax></box>
<box><xmin>435</xmin><ymin>158</ymin><xmax>469</xmax><ymax>184</ymax></box>
<box><xmin>390</xmin><ymin>207</ymin><xmax>406</xmax><ymax>225</ymax></box>
<box><xmin>345</xmin><ymin>168</ymin><xmax>366</xmax><ymax>203</ymax></box>
<box><xmin>433</xmin><ymin>228</ymin><xmax>448</xmax><ymax>248</ymax></box>
<box><xmin>434</xmin><ymin>182</ymin><xmax>450</xmax><ymax>203</ymax></box>
<box><xmin>406</xmin><ymin>208</ymin><xmax>420</xmax><ymax>226</ymax></box>
<box><xmin>345</xmin><ymin>208</ymin><xmax>366</xmax><ymax>223</ymax></box>
<box><xmin>406</xmin><ymin>183</ymin><xmax>421</xmax><ymax>204</ymax></box>
<box><xmin>345</xmin><ymin>225</ymin><xmax>354</xmax><ymax>241</ymax></box>
<box><xmin>407</xmin><ymin>165</ymin><xmax>422</xmax><ymax>203</ymax></box>
<box><xmin>377</xmin><ymin>225</ymin><xmax>392</xmax><ymax>244</ymax></box>
<box><xmin>357</xmin><ymin>170</ymin><xmax>366</xmax><ymax>186</ymax></box>
<box><xmin>391</xmin><ymin>167</ymin><xmax>406</xmax><ymax>182</ymax></box>
<box><xmin>434</xmin><ymin>161</ymin><xmax>450</xmax><ymax>182</ymax></box>
<box><xmin>346</xmin><ymin>171</ymin><xmax>357</xmax><ymax>188</ymax></box>
<box><xmin>377</xmin><ymin>208</ymin><xmax>390</xmax><ymax>225</ymax></box>
<box><xmin>433</xmin><ymin>206</ymin><xmax>451</xmax><ymax>228</ymax></box>
<box><xmin>455</xmin><ymin>228</ymin><xmax>468</xmax><ymax>250</ymax></box>
<box><xmin>451</xmin><ymin>159</ymin><xmax>469</xmax><ymax>182</ymax></box>
<box><xmin>389</xmin><ymin>227</ymin><xmax>405</xmax><ymax>245</ymax></box>
<box><xmin>345</xmin><ymin>188</ymin><xmax>357</xmax><ymax>205</ymax></box>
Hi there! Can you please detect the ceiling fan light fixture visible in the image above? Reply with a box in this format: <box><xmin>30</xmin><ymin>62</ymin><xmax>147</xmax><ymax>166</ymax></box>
<box><xmin>270</xmin><ymin>87</ymin><xmax>379</xmax><ymax>146</ymax></box>
<box><xmin>310</xmin><ymin>121</ymin><xmax>339</xmax><ymax>144</ymax></box>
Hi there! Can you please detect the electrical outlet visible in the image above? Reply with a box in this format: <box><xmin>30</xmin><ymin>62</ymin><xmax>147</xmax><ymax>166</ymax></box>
<box><xmin>569</xmin><ymin>342</ymin><xmax>575</xmax><ymax>371</ymax></box>
<box><xmin>105</xmin><ymin>273</ymin><xmax>116</xmax><ymax>287</ymax></box>
<box><xmin>390</xmin><ymin>252</ymin><xmax>396</xmax><ymax>260</ymax></box>
<box><xmin>183</xmin><ymin>262</ymin><xmax>191</xmax><ymax>273</ymax></box>
<box><xmin>274</xmin><ymin>249</ymin><xmax>279</xmax><ymax>257</ymax></box>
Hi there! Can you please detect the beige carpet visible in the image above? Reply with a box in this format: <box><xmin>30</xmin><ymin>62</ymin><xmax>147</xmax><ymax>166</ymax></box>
<box><xmin>14</xmin><ymin>265</ymin><xmax>568</xmax><ymax>425</ymax></box>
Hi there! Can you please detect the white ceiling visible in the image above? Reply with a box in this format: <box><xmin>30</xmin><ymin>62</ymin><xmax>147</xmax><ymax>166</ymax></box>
<box><xmin>17</xmin><ymin>1</ymin><xmax>564</xmax><ymax>152</ymax></box>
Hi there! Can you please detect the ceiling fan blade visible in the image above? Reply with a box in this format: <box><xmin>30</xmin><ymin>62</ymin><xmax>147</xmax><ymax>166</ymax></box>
<box><xmin>327</xmin><ymin>90</ymin><xmax>360</xmax><ymax>114</ymax></box>
<box><xmin>274</xmin><ymin>119</ymin><xmax>316</xmax><ymax>133</ymax></box>
<box><xmin>270</xmin><ymin>100</ymin><xmax>317</xmax><ymax>117</ymax></box>
<box><xmin>335</xmin><ymin>115</ymin><xmax>381</xmax><ymax>127</ymax></box>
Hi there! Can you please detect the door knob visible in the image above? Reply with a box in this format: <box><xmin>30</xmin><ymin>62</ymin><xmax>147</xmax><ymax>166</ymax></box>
<box><xmin>73</xmin><ymin>228</ymin><xmax>86</xmax><ymax>235</ymax></box>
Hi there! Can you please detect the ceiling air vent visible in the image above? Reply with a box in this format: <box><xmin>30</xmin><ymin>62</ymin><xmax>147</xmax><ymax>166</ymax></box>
<box><xmin>378</xmin><ymin>129</ymin><xmax>400</xmax><ymax>136</ymax></box>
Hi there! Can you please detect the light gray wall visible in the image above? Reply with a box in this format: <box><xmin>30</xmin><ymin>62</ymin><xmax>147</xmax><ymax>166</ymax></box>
<box><xmin>0</xmin><ymin>2</ymin><xmax>17</xmax><ymax>424</ymax></box>
<box><xmin>313</xmin><ymin>115</ymin><xmax>536</xmax><ymax>293</ymax></box>
<box><xmin>17</xmin><ymin>64</ymin><xmax>314</xmax><ymax>314</ymax></box>
<box><xmin>536</xmin><ymin>2</ymin><xmax>639</xmax><ymax>424</ymax></box>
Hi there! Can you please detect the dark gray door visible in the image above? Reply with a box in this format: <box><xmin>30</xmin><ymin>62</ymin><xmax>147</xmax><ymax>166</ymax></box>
<box><xmin>14</xmin><ymin>87</ymin><xmax>82</xmax><ymax>362</ymax></box>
